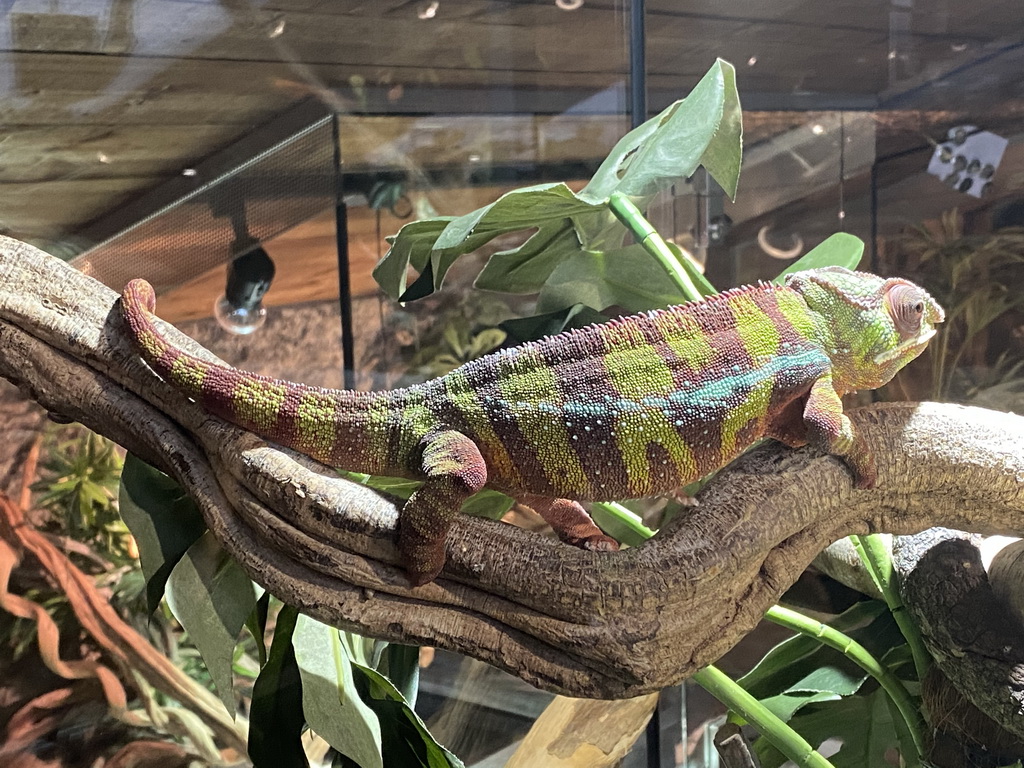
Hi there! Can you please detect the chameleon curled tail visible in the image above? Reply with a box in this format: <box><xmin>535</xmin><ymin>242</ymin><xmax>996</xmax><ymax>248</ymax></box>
<box><xmin>121</xmin><ymin>279</ymin><xmax>409</xmax><ymax>473</ymax></box>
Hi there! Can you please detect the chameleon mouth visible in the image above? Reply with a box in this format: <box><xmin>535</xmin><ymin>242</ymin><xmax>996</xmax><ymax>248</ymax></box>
<box><xmin>873</xmin><ymin>327</ymin><xmax>937</xmax><ymax>365</ymax></box>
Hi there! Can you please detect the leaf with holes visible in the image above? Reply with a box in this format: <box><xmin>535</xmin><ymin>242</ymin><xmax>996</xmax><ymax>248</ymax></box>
<box><xmin>374</xmin><ymin>60</ymin><xmax>742</xmax><ymax>303</ymax></box>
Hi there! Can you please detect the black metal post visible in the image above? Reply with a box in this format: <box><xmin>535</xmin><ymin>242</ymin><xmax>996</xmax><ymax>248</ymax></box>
<box><xmin>645</xmin><ymin>701</ymin><xmax>662</xmax><ymax>767</ymax></box>
<box><xmin>332</xmin><ymin>114</ymin><xmax>357</xmax><ymax>390</ymax></box>
<box><xmin>629</xmin><ymin>0</ymin><xmax>647</xmax><ymax>129</ymax></box>
<box><xmin>870</xmin><ymin>161</ymin><xmax>879</xmax><ymax>273</ymax></box>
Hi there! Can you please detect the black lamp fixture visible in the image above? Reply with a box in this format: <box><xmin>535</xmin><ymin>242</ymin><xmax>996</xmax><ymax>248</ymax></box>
<box><xmin>214</xmin><ymin>245</ymin><xmax>275</xmax><ymax>335</ymax></box>
<box><xmin>211</xmin><ymin>192</ymin><xmax>276</xmax><ymax>335</ymax></box>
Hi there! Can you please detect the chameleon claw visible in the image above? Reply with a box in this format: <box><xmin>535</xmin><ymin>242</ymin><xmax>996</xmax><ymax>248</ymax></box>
<box><xmin>581</xmin><ymin>534</ymin><xmax>620</xmax><ymax>553</ymax></box>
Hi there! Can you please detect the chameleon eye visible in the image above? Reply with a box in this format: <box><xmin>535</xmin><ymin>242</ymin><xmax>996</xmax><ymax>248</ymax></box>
<box><xmin>886</xmin><ymin>283</ymin><xmax>927</xmax><ymax>335</ymax></box>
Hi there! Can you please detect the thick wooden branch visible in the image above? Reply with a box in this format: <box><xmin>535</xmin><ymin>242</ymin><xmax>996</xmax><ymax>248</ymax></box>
<box><xmin>1</xmin><ymin>236</ymin><xmax>1023</xmax><ymax>699</ymax></box>
<box><xmin>896</xmin><ymin>531</ymin><xmax>1024</xmax><ymax>746</ymax></box>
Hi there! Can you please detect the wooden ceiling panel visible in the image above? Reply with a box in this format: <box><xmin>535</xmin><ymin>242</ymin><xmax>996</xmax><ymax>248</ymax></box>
<box><xmin>1</xmin><ymin>51</ymin><xmax>620</xmax><ymax>131</ymax></box>
<box><xmin>0</xmin><ymin>124</ymin><xmax>245</xmax><ymax>184</ymax></box>
<box><xmin>0</xmin><ymin>0</ymin><xmax>1019</xmax><ymax>284</ymax></box>
<box><xmin>1</xmin><ymin>54</ymin><xmax>297</xmax><ymax>127</ymax></box>
<box><xmin>7</xmin><ymin>1</ymin><xmax>628</xmax><ymax>72</ymax></box>
<box><xmin>337</xmin><ymin>113</ymin><xmax>628</xmax><ymax>172</ymax></box>
<box><xmin>0</xmin><ymin>179</ymin><xmax>140</xmax><ymax>242</ymax></box>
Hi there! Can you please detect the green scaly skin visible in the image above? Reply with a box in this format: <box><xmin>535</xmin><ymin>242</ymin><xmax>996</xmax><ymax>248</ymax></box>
<box><xmin>121</xmin><ymin>267</ymin><xmax>944</xmax><ymax>586</ymax></box>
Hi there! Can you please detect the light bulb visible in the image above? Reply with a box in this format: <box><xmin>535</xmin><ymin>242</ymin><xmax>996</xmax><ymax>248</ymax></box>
<box><xmin>215</xmin><ymin>247</ymin><xmax>275</xmax><ymax>335</ymax></box>
<box><xmin>214</xmin><ymin>295</ymin><xmax>267</xmax><ymax>335</ymax></box>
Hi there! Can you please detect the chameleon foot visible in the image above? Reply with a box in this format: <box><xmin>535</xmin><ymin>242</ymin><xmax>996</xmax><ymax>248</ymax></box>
<box><xmin>521</xmin><ymin>495</ymin><xmax>620</xmax><ymax>552</ymax></box>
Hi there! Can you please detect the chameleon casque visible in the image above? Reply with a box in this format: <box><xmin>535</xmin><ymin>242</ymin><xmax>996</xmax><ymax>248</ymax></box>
<box><xmin>121</xmin><ymin>267</ymin><xmax>944</xmax><ymax>586</ymax></box>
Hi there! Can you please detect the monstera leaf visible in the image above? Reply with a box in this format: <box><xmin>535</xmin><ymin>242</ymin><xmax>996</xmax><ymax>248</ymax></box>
<box><xmin>373</xmin><ymin>58</ymin><xmax>742</xmax><ymax>313</ymax></box>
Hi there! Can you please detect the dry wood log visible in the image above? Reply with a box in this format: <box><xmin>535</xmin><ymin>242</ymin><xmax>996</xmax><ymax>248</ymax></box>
<box><xmin>504</xmin><ymin>694</ymin><xmax>658</xmax><ymax>767</ymax></box>
<box><xmin>1</xmin><ymin>235</ymin><xmax>1023</xmax><ymax>699</ymax></box>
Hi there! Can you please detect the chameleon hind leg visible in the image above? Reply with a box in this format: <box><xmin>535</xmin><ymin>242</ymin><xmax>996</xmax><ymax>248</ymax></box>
<box><xmin>400</xmin><ymin>430</ymin><xmax>487</xmax><ymax>586</ymax></box>
<box><xmin>520</xmin><ymin>495</ymin><xmax>619</xmax><ymax>553</ymax></box>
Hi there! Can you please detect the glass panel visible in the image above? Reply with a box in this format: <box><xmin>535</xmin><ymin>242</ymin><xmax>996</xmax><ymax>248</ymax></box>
<box><xmin>645</xmin><ymin>0</ymin><xmax>1024</xmax><ymax>415</ymax></box>
<box><xmin>5</xmin><ymin>2</ymin><xmax>1023</xmax><ymax>766</ymax></box>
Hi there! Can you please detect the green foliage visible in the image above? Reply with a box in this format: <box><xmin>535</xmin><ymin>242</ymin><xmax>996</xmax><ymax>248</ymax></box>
<box><xmin>771</xmin><ymin>232</ymin><xmax>865</xmax><ymax>283</ymax></box>
<box><xmin>534</xmin><ymin>241</ymin><xmax>696</xmax><ymax>314</ymax></box>
<box><xmin>741</xmin><ymin>601</ymin><xmax>909</xmax><ymax>709</ymax></box>
<box><xmin>6</xmin><ymin>429</ymin><xmax>135</xmax><ymax>662</ymax></box>
<box><xmin>340</xmin><ymin>664</ymin><xmax>463</xmax><ymax>768</ymax></box>
<box><xmin>755</xmin><ymin>688</ymin><xmax>904</xmax><ymax>768</ymax></box>
<box><xmin>165</xmin><ymin>531</ymin><xmax>258</xmax><ymax>714</ymax></box>
<box><xmin>589</xmin><ymin>501</ymin><xmax>656</xmax><ymax>548</ymax></box>
<box><xmin>499</xmin><ymin>304</ymin><xmax>609</xmax><ymax>344</ymax></box>
<box><xmin>249</xmin><ymin>604</ymin><xmax>306</xmax><ymax>768</ymax></box>
<box><xmin>292</xmin><ymin>614</ymin><xmax>385</xmax><ymax>768</ymax></box>
<box><xmin>118</xmin><ymin>453</ymin><xmax>207</xmax><ymax>613</ymax></box>
<box><xmin>581</xmin><ymin>59</ymin><xmax>741</xmax><ymax>202</ymax></box>
<box><xmin>120</xmin><ymin>455</ymin><xmax>463</xmax><ymax>768</ymax></box>
<box><xmin>741</xmin><ymin>601</ymin><xmax>921</xmax><ymax>768</ymax></box>
<box><xmin>35</xmin><ymin>429</ymin><xmax>131</xmax><ymax>561</ymax></box>
<box><xmin>374</xmin><ymin>59</ymin><xmax>743</xmax><ymax>320</ymax></box>
<box><xmin>896</xmin><ymin>210</ymin><xmax>1024</xmax><ymax>400</ymax></box>
<box><xmin>348</xmin><ymin>474</ymin><xmax>513</xmax><ymax>521</ymax></box>
<box><xmin>408</xmin><ymin>315</ymin><xmax>506</xmax><ymax>380</ymax></box>
<box><xmin>294</xmin><ymin>616</ymin><xmax>464</xmax><ymax>768</ymax></box>
<box><xmin>377</xmin><ymin>291</ymin><xmax>512</xmax><ymax>382</ymax></box>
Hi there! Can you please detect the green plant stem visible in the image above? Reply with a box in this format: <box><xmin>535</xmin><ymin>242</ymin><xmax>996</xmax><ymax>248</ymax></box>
<box><xmin>608</xmin><ymin>191</ymin><xmax>705</xmax><ymax>303</ymax></box>
<box><xmin>849</xmin><ymin>534</ymin><xmax>931</xmax><ymax>681</ymax></box>
<box><xmin>764</xmin><ymin>604</ymin><xmax>926</xmax><ymax>765</ymax></box>
<box><xmin>692</xmin><ymin>666</ymin><xmax>837</xmax><ymax>768</ymax></box>
<box><xmin>591</xmin><ymin>501</ymin><xmax>656</xmax><ymax>542</ymax></box>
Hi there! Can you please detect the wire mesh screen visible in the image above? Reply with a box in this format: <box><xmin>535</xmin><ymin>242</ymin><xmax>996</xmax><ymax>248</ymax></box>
<box><xmin>72</xmin><ymin>113</ymin><xmax>336</xmax><ymax>293</ymax></box>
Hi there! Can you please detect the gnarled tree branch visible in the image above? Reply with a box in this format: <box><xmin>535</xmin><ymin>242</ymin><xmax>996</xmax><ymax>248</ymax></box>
<box><xmin>896</xmin><ymin>530</ymin><xmax>1024</xmax><ymax>750</ymax></box>
<box><xmin>1</xmin><ymin>236</ymin><xmax>1023</xmax><ymax>699</ymax></box>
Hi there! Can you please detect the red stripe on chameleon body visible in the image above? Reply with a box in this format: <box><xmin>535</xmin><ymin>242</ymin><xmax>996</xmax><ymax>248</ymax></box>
<box><xmin>456</xmin><ymin>351</ymin><xmax>564</xmax><ymax>497</ymax></box>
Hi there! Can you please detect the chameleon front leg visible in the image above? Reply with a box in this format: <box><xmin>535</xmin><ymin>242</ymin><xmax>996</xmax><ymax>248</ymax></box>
<box><xmin>400</xmin><ymin>431</ymin><xmax>487</xmax><ymax>586</ymax></box>
<box><xmin>520</xmin><ymin>495</ymin><xmax>620</xmax><ymax>553</ymax></box>
<box><xmin>802</xmin><ymin>375</ymin><xmax>877</xmax><ymax>489</ymax></box>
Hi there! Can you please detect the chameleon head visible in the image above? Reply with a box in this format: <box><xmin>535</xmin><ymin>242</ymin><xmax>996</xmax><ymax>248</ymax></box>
<box><xmin>784</xmin><ymin>266</ymin><xmax>945</xmax><ymax>392</ymax></box>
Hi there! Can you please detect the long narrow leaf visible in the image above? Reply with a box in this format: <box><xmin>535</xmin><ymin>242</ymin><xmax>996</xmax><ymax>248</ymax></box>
<box><xmin>292</xmin><ymin>615</ymin><xmax>383</xmax><ymax>768</ymax></box>
<box><xmin>166</xmin><ymin>532</ymin><xmax>257</xmax><ymax>714</ymax></box>
<box><xmin>249</xmin><ymin>604</ymin><xmax>307</xmax><ymax>768</ymax></box>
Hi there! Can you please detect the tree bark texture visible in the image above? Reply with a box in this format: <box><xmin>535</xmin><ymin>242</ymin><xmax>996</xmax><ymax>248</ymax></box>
<box><xmin>895</xmin><ymin>530</ymin><xmax>1024</xmax><ymax>748</ymax></box>
<box><xmin>1</xmin><ymin>236</ymin><xmax>1023</xmax><ymax>699</ymax></box>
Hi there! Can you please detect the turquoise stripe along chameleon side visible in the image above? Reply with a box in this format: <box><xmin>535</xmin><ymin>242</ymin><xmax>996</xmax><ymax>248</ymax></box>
<box><xmin>121</xmin><ymin>267</ymin><xmax>944</xmax><ymax>585</ymax></box>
